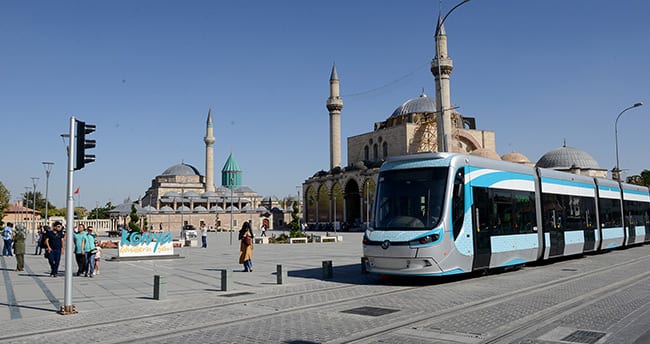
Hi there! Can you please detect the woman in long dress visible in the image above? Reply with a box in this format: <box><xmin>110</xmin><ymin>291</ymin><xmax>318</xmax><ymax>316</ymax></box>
<box><xmin>238</xmin><ymin>222</ymin><xmax>254</xmax><ymax>272</ymax></box>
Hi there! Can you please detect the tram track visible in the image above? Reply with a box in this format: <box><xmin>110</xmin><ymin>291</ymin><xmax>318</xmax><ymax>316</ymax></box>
<box><xmin>335</xmin><ymin>252</ymin><xmax>650</xmax><ymax>344</ymax></box>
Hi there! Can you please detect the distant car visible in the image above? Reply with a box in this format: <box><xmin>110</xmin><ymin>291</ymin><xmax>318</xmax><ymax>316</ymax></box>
<box><xmin>181</xmin><ymin>225</ymin><xmax>198</xmax><ymax>240</ymax></box>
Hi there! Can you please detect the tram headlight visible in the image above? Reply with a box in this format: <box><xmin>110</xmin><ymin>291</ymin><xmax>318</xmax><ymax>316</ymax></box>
<box><xmin>410</xmin><ymin>233</ymin><xmax>440</xmax><ymax>246</ymax></box>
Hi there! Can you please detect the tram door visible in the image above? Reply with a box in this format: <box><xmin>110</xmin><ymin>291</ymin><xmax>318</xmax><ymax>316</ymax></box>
<box><xmin>472</xmin><ymin>187</ymin><xmax>491</xmax><ymax>270</ymax></box>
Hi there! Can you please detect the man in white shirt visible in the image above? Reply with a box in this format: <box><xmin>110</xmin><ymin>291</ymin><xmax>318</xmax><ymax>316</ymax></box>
<box><xmin>200</xmin><ymin>220</ymin><xmax>208</xmax><ymax>248</ymax></box>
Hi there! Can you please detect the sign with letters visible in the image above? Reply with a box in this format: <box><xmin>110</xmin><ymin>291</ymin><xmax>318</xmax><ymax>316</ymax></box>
<box><xmin>118</xmin><ymin>231</ymin><xmax>174</xmax><ymax>258</ymax></box>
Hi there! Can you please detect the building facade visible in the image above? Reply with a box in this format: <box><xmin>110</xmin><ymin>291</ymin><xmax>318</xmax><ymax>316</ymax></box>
<box><xmin>302</xmin><ymin>18</ymin><xmax>496</xmax><ymax>229</ymax></box>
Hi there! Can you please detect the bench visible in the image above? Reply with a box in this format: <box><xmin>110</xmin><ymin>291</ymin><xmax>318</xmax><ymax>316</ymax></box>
<box><xmin>254</xmin><ymin>237</ymin><xmax>269</xmax><ymax>244</ymax></box>
<box><xmin>313</xmin><ymin>235</ymin><xmax>338</xmax><ymax>243</ymax></box>
<box><xmin>289</xmin><ymin>237</ymin><xmax>308</xmax><ymax>244</ymax></box>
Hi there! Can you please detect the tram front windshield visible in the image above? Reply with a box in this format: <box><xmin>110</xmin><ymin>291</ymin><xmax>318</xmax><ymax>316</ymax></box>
<box><xmin>374</xmin><ymin>167</ymin><xmax>448</xmax><ymax>231</ymax></box>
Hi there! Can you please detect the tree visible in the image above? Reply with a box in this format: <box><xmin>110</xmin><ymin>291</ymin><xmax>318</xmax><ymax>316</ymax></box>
<box><xmin>88</xmin><ymin>202</ymin><xmax>115</xmax><ymax>220</ymax></box>
<box><xmin>0</xmin><ymin>181</ymin><xmax>10</xmax><ymax>226</ymax></box>
<box><xmin>22</xmin><ymin>191</ymin><xmax>56</xmax><ymax>218</ymax></box>
<box><xmin>288</xmin><ymin>201</ymin><xmax>301</xmax><ymax>236</ymax></box>
<box><xmin>627</xmin><ymin>170</ymin><xmax>650</xmax><ymax>187</ymax></box>
<box><xmin>128</xmin><ymin>204</ymin><xmax>141</xmax><ymax>232</ymax></box>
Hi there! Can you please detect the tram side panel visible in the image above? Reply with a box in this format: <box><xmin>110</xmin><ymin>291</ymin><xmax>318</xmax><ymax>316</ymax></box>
<box><xmin>595</xmin><ymin>179</ymin><xmax>625</xmax><ymax>250</ymax></box>
<box><xmin>467</xmin><ymin>166</ymin><xmax>539</xmax><ymax>271</ymax></box>
<box><xmin>621</xmin><ymin>184</ymin><xmax>650</xmax><ymax>245</ymax></box>
<box><xmin>537</xmin><ymin>170</ymin><xmax>599</xmax><ymax>259</ymax></box>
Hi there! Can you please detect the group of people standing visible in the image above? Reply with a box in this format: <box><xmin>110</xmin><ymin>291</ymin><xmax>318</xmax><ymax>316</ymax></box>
<box><xmin>72</xmin><ymin>224</ymin><xmax>101</xmax><ymax>278</ymax></box>
<box><xmin>5</xmin><ymin>218</ymin><xmax>262</xmax><ymax>276</ymax></box>
<box><xmin>1</xmin><ymin>221</ymin><xmax>103</xmax><ymax>278</ymax></box>
<box><xmin>2</xmin><ymin>222</ymin><xmax>26</xmax><ymax>271</ymax></box>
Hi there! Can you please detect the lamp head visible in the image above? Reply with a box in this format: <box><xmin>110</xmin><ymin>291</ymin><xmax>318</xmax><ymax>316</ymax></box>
<box><xmin>633</xmin><ymin>102</ymin><xmax>643</xmax><ymax>107</ymax></box>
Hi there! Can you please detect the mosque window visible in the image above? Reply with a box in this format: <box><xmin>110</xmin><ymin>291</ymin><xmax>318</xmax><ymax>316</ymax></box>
<box><xmin>369</xmin><ymin>138</ymin><xmax>374</xmax><ymax>145</ymax></box>
<box><xmin>373</xmin><ymin>144</ymin><xmax>378</xmax><ymax>161</ymax></box>
<box><xmin>364</xmin><ymin>146</ymin><xmax>369</xmax><ymax>161</ymax></box>
<box><xmin>378</xmin><ymin>136</ymin><xmax>383</xmax><ymax>143</ymax></box>
<box><xmin>383</xmin><ymin>142</ymin><xmax>388</xmax><ymax>158</ymax></box>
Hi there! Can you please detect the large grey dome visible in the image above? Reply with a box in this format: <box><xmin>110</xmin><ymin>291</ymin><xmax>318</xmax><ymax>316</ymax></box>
<box><xmin>390</xmin><ymin>92</ymin><xmax>436</xmax><ymax>118</ymax></box>
<box><xmin>536</xmin><ymin>146</ymin><xmax>601</xmax><ymax>169</ymax></box>
<box><xmin>162</xmin><ymin>163</ymin><xmax>201</xmax><ymax>176</ymax></box>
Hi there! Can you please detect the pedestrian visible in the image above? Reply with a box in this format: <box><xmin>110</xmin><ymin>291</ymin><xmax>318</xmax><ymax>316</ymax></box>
<box><xmin>34</xmin><ymin>226</ymin><xmax>44</xmax><ymax>255</ymax></box>
<box><xmin>259</xmin><ymin>219</ymin><xmax>267</xmax><ymax>237</ymax></box>
<box><xmin>93</xmin><ymin>240</ymin><xmax>103</xmax><ymax>275</ymax></box>
<box><xmin>3</xmin><ymin>222</ymin><xmax>14</xmax><ymax>256</ymax></box>
<box><xmin>13</xmin><ymin>226</ymin><xmax>26</xmax><ymax>271</ymax></box>
<box><xmin>200</xmin><ymin>220</ymin><xmax>208</xmax><ymax>248</ymax></box>
<box><xmin>44</xmin><ymin>221</ymin><xmax>65</xmax><ymax>277</ymax></box>
<box><xmin>238</xmin><ymin>222</ymin><xmax>254</xmax><ymax>272</ymax></box>
<box><xmin>84</xmin><ymin>226</ymin><xmax>97</xmax><ymax>277</ymax></box>
<box><xmin>73</xmin><ymin>224</ymin><xmax>87</xmax><ymax>276</ymax></box>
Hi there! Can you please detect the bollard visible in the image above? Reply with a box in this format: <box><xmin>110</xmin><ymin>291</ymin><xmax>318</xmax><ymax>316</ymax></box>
<box><xmin>277</xmin><ymin>264</ymin><xmax>287</xmax><ymax>284</ymax></box>
<box><xmin>322</xmin><ymin>260</ymin><xmax>333</xmax><ymax>279</ymax></box>
<box><xmin>153</xmin><ymin>275</ymin><xmax>167</xmax><ymax>300</ymax></box>
<box><xmin>361</xmin><ymin>257</ymin><xmax>368</xmax><ymax>273</ymax></box>
<box><xmin>219</xmin><ymin>269</ymin><xmax>233</xmax><ymax>291</ymax></box>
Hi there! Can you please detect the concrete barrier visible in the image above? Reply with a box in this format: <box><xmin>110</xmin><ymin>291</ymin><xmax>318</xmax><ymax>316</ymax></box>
<box><xmin>322</xmin><ymin>260</ymin><xmax>333</xmax><ymax>279</ymax></box>
<box><xmin>218</xmin><ymin>269</ymin><xmax>232</xmax><ymax>291</ymax></box>
<box><xmin>276</xmin><ymin>264</ymin><xmax>287</xmax><ymax>284</ymax></box>
<box><xmin>153</xmin><ymin>275</ymin><xmax>167</xmax><ymax>300</ymax></box>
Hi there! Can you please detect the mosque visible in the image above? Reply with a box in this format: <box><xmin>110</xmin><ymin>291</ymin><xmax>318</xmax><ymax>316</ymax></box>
<box><xmin>301</xmin><ymin>15</ymin><xmax>607</xmax><ymax>229</ymax></box>
<box><xmin>131</xmin><ymin>110</ymin><xmax>273</xmax><ymax>231</ymax></box>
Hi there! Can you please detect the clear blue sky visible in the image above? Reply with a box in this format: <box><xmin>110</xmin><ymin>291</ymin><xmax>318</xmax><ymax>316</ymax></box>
<box><xmin>2</xmin><ymin>0</ymin><xmax>649</xmax><ymax>209</ymax></box>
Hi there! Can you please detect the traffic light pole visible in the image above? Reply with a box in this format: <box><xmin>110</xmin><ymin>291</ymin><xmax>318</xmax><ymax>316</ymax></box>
<box><xmin>61</xmin><ymin>116</ymin><xmax>77</xmax><ymax>315</ymax></box>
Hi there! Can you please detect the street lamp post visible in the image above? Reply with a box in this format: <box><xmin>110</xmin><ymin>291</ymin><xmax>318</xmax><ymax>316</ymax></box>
<box><xmin>42</xmin><ymin>162</ymin><xmax>54</xmax><ymax>228</ymax></box>
<box><xmin>31</xmin><ymin>177</ymin><xmax>39</xmax><ymax>237</ymax></box>
<box><xmin>229</xmin><ymin>176</ymin><xmax>234</xmax><ymax>246</ymax></box>
<box><xmin>24</xmin><ymin>187</ymin><xmax>30</xmax><ymax>230</ymax></box>
<box><xmin>614</xmin><ymin>102</ymin><xmax>644</xmax><ymax>181</ymax></box>
<box><xmin>296</xmin><ymin>186</ymin><xmax>301</xmax><ymax>230</ymax></box>
<box><xmin>434</xmin><ymin>0</ymin><xmax>471</xmax><ymax>152</ymax></box>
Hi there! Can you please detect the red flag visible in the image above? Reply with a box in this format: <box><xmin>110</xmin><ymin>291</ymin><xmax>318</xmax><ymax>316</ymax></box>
<box><xmin>74</xmin><ymin>187</ymin><xmax>80</xmax><ymax>195</ymax></box>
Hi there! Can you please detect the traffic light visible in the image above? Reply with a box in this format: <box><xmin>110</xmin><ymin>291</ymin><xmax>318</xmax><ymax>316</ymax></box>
<box><xmin>75</xmin><ymin>120</ymin><xmax>96</xmax><ymax>170</ymax></box>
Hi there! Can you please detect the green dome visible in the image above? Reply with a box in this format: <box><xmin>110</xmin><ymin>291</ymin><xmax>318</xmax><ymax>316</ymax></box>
<box><xmin>222</xmin><ymin>153</ymin><xmax>242</xmax><ymax>188</ymax></box>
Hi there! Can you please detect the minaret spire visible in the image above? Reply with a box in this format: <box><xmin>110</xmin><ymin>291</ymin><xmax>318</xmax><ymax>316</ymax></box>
<box><xmin>431</xmin><ymin>12</ymin><xmax>454</xmax><ymax>152</ymax></box>
<box><xmin>326</xmin><ymin>64</ymin><xmax>343</xmax><ymax>170</ymax></box>
<box><xmin>204</xmin><ymin>108</ymin><xmax>216</xmax><ymax>192</ymax></box>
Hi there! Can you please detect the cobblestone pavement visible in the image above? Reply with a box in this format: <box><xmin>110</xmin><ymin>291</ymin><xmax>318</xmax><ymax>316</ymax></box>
<box><xmin>0</xmin><ymin>231</ymin><xmax>648</xmax><ymax>343</ymax></box>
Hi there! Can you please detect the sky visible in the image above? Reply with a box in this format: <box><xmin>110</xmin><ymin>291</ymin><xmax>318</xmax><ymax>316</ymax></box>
<box><xmin>2</xmin><ymin>0</ymin><xmax>649</xmax><ymax>209</ymax></box>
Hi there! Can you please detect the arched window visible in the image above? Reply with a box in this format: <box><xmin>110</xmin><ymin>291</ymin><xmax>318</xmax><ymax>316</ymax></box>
<box><xmin>373</xmin><ymin>144</ymin><xmax>378</xmax><ymax>161</ymax></box>
<box><xmin>364</xmin><ymin>145</ymin><xmax>369</xmax><ymax>161</ymax></box>
<box><xmin>382</xmin><ymin>142</ymin><xmax>388</xmax><ymax>158</ymax></box>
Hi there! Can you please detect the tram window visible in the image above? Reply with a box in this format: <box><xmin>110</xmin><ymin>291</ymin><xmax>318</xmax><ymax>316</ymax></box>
<box><xmin>472</xmin><ymin>187</ymin><xmax>536</xmax><ymax>235</ymax></box>
<box><xmin>624</xmin><ymin>200</ymin><xmax>649</xmax><ymax>227</ymax></box>
<box><xmin>452</xmin><ymin>169</ymin><xmax>464</xmax><ymax>240</ymax></box>
<box><xmin>598</xmin><ymin>198</ymin><xmax>622</xmax><ymax>228</ymax></box>
<box><xmin>374</xmin><ymin>167</ymin><xmax>448</xmax><ymax>230</ymax></box>
<box><xmin>542</xmin><ymin>193</ymin><xmax>596</xmax><ymax>232</ymax></box>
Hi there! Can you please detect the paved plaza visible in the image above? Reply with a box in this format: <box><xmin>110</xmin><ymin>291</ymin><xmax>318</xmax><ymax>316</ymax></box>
<box><xmin>0</xmin><ymin>231</ymin><xmax>649</xmax><ymax>343</ymax></box>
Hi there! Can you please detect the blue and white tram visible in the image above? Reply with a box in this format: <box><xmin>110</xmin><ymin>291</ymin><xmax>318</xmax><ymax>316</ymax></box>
<box><xmin>362</xmin><ymin>152</ymin><xmax>650</xmax><ymax>276</ymax></box>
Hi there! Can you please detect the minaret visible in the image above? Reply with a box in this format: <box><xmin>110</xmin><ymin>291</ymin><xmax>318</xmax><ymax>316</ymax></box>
<box><xmin>204</xmin><ymin>109</ymin><xmax>216</xmax><ymax>192</ymax></box>
<box><xmin>431</xmin><ymin>15</ymin><xmax>454</xmax><ymax>152</ymax></box>
<box><xmin>326</xmin><ymin>64</ymin><xmax>343</xmax><ymax>169</ymax></box>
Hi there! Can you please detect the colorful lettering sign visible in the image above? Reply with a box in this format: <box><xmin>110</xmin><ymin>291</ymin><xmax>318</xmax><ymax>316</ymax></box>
<box><xmin>118</xmin><ymin>231</ymin><xmax>174</xmax><ymax>258</ymax></box>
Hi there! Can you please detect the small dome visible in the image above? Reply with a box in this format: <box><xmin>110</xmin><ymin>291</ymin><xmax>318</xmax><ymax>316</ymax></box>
<box><xmin>182</xmin><ymin>191</ymin><xmax>201</xmax><ymax>198</ymax></box>
<box><xmin>390</xmin><ymin>92</ymin><xmax>436</xmax><ymax>118</ymax></box>
<box><xmin>162</xmin><ymin>163</ymin><xmax>201</xmax><ymax>176</ymax></box>
<box><xmin>536</xmin><ymin>146</ymin><xmax>601</xmax><ymax>169</ymax></box>
<box><xmin>470</xmin><ymin>148</ymin><xmax>502</xmax><ymax>160</ymax></box>
<box><xmin>501</xmin><ymin>151</ymin><xmax>531</xmax><ymax>164</ymax></box>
